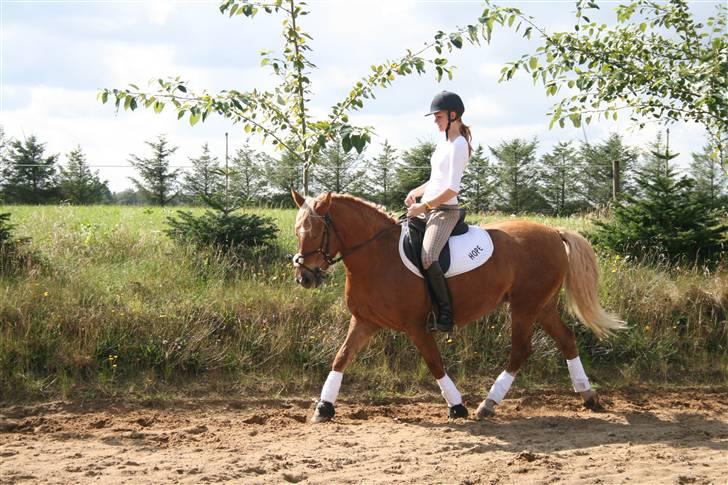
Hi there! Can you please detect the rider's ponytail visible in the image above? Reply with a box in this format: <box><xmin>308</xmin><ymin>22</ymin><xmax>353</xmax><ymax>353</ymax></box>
<box><xmin>459</xmin><ymin>121</ymin><xmax>473</xmax><ymax>157</ymax></box>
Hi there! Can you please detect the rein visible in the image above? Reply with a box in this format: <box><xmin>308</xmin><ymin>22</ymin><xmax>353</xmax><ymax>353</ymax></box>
<box><xmin>293</xmin><ymin>213</ymin><xmax>405</xmax><ymax>271</ymax></box>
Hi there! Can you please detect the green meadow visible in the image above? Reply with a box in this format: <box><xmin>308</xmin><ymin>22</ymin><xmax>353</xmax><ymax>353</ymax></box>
<box><xmin>0</xmin><ymin>205</ymin><xmax>725</xmax><ymax>402</ymax></box>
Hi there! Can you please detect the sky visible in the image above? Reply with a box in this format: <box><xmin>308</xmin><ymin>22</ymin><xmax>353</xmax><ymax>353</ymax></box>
<box><xmin>0</xmin><ymin>0</ymin><xmax>722</xmax><ymax>192</ymax></box>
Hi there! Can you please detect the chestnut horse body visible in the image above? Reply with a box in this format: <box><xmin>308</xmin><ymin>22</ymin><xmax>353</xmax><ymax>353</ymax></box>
<box><xmin>292</xmin><ymin>191</ymin><xmax>624</xmax><ymax>422</ymax></box>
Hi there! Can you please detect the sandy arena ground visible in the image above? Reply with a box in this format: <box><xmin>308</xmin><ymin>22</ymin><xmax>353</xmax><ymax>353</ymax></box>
<box><xmin>1</xmin><ymin>388</ymin><xmax>726</xmax><ymax>484</ymax></box>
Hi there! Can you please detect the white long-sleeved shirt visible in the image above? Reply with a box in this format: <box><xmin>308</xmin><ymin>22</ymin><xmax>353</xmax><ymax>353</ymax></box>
<box><xmin>422</xmin><ymin>135</ymin><xmax>470</xmax><ymax>205</ymax></box>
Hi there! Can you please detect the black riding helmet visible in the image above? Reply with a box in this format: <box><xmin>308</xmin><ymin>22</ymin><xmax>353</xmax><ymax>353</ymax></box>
<box><xmin>425</xmin><ymin>91</ymin><xmax>465</xmax><ymax>140</ymax></box>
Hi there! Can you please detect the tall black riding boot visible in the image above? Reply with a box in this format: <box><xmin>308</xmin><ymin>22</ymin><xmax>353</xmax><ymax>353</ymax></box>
<box><xmin>424</xmin><ymin>261</ymin><xmax>454</xmax><ymax>332</ymax></box>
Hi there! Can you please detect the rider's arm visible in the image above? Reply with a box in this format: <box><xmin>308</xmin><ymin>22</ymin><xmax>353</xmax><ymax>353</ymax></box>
<box><xmin>410</xmin><ymin>181</ymin><xmax>429</xmax><ymax>198</ymax></box>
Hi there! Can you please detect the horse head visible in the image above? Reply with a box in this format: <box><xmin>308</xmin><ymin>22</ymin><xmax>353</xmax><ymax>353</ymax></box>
<box><xmin>291</xmin><ymin>188</ymin><xmax>340</xmax><ymax>289</ymax></box>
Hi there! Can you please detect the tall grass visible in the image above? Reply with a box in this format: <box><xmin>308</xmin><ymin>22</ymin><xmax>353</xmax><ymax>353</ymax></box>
<box><xmin>0</xmin><ymin>205</ymin><xmax>725</xmax><ymax>402</ymax></box>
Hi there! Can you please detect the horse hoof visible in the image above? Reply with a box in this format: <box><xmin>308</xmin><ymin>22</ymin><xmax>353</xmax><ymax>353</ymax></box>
<box><xmin>448</xmin><ymin>404</ymin><xmax>468</xmax><ymax>419</ymax></box>
<box><xmin>311</xmin><ymin>400</ymin><xmax>335</xmax><ymax>423</ymax></box>
<box><xmin>475</xmin><ymin>399</ymin><xmax>497</xmax><ymax>420</ymax></box>
<box><xmin>581</xmin><ymin>390</ymin><xmax>604</xmax><ymax>412</ymax></box>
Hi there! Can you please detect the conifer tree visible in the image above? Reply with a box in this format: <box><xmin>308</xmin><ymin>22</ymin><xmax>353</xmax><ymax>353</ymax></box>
<box><xmin>580</xmin><ymin>133</ymin><xmax>638</xmax><ymax>208</ymax></box>
<box><xmin>595</xmin><ymin>143</ymin><xmax>726</xmax><ymax>264</ymax></box>
<box><xmin>128</xmin><ymin>135</ymin><xmax>182</xmax><ymax>206</ymax></box>
<box><xmin>231</xmin><ymin>144</ymin><xmax>270</xmax><ymax>207</ymax></box>
<box><xmin>1</xmin><ymin>135</ymin><xmax>60</xmax><ymax>204</ymax></box>
<box><xmin>392</xmin><ymin>141</ymin><xmax>435</xmax><ymax>210</ymax></box>
<box><xmin>690</xmin><ymin>141</ymin><xmax>727</xmax><ymax>209</ymax></box>
<box><xmin>540</xmin><ymin>141</ymin><xmax>585</xmax><ymax>215</ymax></box>
<box><xmin>459</xmin><ymin>145</ymin><xmax>495</xmax><ymax>213</ymax></box>
<box><xmin>368</xmin><ymin>140</ymin><xmax>398</xmax><ymax>208</ymax></box>
<box><xmin>265</xmin><ymin>151</ymin><xmax>303</xmax><ymax>207</ymax></box>
<box><xmin>182</xmin><ymin>143</ymin><xmax>224</xmax><ymax>207</ymax></box>
<box><xmin>58</xmin><ymin>146</ymin><xmax>111</xmax><ymax>204</ymax></box>
<box><xmin>313</xmin><ymin>134</ymin><xmax>368</xmax><ymax>197</ymax></box>
<box><xmin>490</xmin><ymin>137</ymin><xmax>545</xmax><ymax>213</ymax></box>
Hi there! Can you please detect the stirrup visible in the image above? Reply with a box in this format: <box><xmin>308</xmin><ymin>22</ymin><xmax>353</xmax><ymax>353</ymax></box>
<box><xmin>426</xmin><ymin>310</ymin><xmax>454</xmax><ymax>333</ymax></box>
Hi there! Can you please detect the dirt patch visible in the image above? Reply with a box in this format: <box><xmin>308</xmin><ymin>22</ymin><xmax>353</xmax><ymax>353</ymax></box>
<box><xmin>1</xmin><ymin>389</ymin><xmax>726</xmax><ymax>484</ymax></box>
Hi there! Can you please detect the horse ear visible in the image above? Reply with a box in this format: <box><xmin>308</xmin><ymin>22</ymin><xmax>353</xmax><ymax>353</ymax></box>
<box><xmin>314</xmin><ymin>192</ymin><xmax>332</xmax><ymax>215</ymax></box>
<box><xmin>291</xmin><ymin>187</ymin><xmax>305</xmax><ymax>208</ymax></box>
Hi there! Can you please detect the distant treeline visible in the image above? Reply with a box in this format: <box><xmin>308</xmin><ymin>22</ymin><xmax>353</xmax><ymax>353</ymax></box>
<box><xmin>1</xmin><ymin>126</ymin><xmax>725</xmax><ymax>214</ymax></box>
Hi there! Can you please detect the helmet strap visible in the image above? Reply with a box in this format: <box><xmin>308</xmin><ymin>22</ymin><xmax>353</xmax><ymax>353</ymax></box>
<box><xmin>445</xmin><ymin>111</ymin><xmax>452</xmax><ymax>141</ymax></box>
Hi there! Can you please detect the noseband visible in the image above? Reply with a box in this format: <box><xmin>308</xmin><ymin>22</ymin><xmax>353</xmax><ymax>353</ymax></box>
<box><xmin>292</xmin><ymin>213</ymin><xmax>403</xmax><ymax>273</ymax></box>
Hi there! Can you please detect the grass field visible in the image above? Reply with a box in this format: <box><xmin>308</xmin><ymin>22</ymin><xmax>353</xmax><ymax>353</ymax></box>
<box><xmin>0</xmin><ymin>204</ymin><xmax>726</xmax><ymax>402</ymax></box>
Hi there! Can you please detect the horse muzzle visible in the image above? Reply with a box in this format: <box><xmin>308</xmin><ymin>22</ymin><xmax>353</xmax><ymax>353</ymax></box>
<box><xmin>295</xmin><ymin>266</ymin><xmax>325</xmax><ymax>289</ymax></box>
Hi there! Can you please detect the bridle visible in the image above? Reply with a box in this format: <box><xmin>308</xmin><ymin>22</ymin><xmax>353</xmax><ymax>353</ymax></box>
<box><xmin>292</xmin><ymin>212</ymin><xmax>404</xmax><ymax>273</ymax></box>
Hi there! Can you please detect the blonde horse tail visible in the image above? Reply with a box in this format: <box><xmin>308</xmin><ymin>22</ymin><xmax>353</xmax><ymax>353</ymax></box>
<box><xmin>559</xmin><ymin>230</ymin><xmax>626</xmax><ymax>339</ymax></box>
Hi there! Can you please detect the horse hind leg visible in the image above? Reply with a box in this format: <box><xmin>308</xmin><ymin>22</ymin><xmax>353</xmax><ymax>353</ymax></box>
<box><xmin>538</xmin><ymin>299</ymin><xmax>601</xmax><ymax>411</ymax></box>
<box><xmin>476</xmin><ymin>306</ymin><xmax>536</xmax><ymax>420</ymax></box>
<box><xmin>312</xmin><ymin>316</ymin><xmax>379</xmax><ymax>423</ymax></box>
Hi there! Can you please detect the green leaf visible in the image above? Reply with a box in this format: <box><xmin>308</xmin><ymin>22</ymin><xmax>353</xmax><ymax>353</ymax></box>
<box><xmin>529</xmin><ymin>57</ymin><xmax>538</xmax><ymax>70</ymax></box>
<box><xmin>101</xmin><ymin>91</ymin><xmax>108</xmax><ymax>104</ymax></box>
<box><xmin>177</xmin><ymin>85</ymin><xmax>187</xmax><ymax>93</ymax></box>
<box><xmin>189</xmin><ymin>112</ymin><xmax>200</xmax><ymax>126</ymax></box>
<box><xmin>450</xmin><ymin>33</ymin><xmax>463</xmax><ymax>49</ymax></box>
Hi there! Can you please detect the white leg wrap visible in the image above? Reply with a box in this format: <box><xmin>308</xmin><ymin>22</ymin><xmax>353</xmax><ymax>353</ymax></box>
<box><xmin>320</xmin><ymin>370</ymin><xmax>343</xmax><ymax>404</ymax></box>
<box><xmin>486</xmin><ymin>370</ymin><xmax>515</xmax><ymax>404</ymax></box>
<box><xmin>436</xmin><ymin>374</ymin><xmax>462</xmax><ymax>407</ymax></box>
<box><xmin>567</xmin><ymin>356</ymin><xmax>591</xmax><ymax>393</ymax></box>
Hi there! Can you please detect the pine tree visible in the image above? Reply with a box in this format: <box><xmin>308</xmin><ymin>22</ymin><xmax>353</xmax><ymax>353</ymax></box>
<box><xmin>580</xmin><ymin>133</ymin><xmax>638</xmax><ymax>208</ymax></box>
<box><xmin>459</xmin><ymin>145</ymin><xmax>495</xmax><ymax>213</ymax></box>
<box><xmin>368</xmin><ymin>140</ymin><xmax>398</xmax><ymax>208</ymax></box>
<box><xmin>540</xmin><ymin>141</ymin><xmax>586</xmax><ymax>215</ymax></box>
<box><xmin>182</xmin><ymin>143</ymin><xmax>224</xmax><ymax>207</ymax></box>
<box><xmin>230</xmin><ymin>144</ymin><xmax>270</xmax><ymax>207</ymax></box>
<box><xmin>490</xmin><ymin>137</ymin><xmax>545</xmax><ymax>213</ymax></box>
<box><xmin>392</xmin><ymin>141</ymin><xmax>435</xmax><ymax>211</ymax></box>
<box><xmin>595</xmin><ymin>143</ymin><xmax>726</xmax><ymax>264</ymax></box>
<box><xmin>128</xmin><ymin>135</ymin><xmax>182</xmax><ymax>206</ymax></box>
<box><xmin>265</xmin><ymin>150</ymin><xmax>303</xmax><ymax>207</ymax></box>
<box><xmin>58</xmin><ymin>146</ymin><xmax>111</xmax><ymax>204</ymax></box>
<box><xmin>690</xmin><ymin>141</ymin><xmax>727</xmax><ymax>210</ymax></box>
<box><xmin>313</xmin><ymin>134</ymin><xmax>368</xmax><ymax>196</ymax></box>
<box><xmin>0</xmin><ymin>135</ymin><xmax>60</xmax><ymax>204</ymax></box>
<box><xmin>640</xmin><ymin>131</ymin><xmax>678</xmax><ymax>179</ymax></box>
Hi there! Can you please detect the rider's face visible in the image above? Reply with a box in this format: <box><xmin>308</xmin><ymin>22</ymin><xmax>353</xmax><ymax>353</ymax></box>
<box><xmin>433</xmin><ymin>110</ymin><xmax>452</xmax><ymax>132</ymax></box>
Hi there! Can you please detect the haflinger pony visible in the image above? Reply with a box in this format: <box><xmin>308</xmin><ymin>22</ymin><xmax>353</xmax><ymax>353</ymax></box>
<box><xmin>291</xmin><ymin>189</ymin><xmax>625</xmax><ymax>423</ymax></box>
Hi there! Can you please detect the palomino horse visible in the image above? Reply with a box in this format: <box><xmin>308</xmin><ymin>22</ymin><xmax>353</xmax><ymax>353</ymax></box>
<box><xmin>291</xmin><ymin>190</ymin><xmax>625</xmax><ymax>422</ymax></box>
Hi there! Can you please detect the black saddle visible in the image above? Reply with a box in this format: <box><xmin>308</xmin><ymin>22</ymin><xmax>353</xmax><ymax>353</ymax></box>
<box><xmin>400</xmin><ymin>209</ymin><xmax>468</xmax><ymax>274</ymax></box>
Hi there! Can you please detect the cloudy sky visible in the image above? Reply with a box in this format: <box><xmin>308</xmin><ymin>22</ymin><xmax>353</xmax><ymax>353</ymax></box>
<box><xmin>1</xmin><ymin>0</ymin><xmax>721</xmax><ymax>192</ymax></box>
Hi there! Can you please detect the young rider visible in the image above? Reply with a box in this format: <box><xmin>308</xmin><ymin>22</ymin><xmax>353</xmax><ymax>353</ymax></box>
<box><xmin>405</xmin><ymin>91</ymin><xmax>473</xmax><ymax>332</ymax></box>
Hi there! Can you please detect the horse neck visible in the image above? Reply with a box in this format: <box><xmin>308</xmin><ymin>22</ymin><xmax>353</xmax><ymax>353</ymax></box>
<box><xmin>328</xmin><ymin>197</ymin><xmax>397</xmax><ymax>273</ymax></box>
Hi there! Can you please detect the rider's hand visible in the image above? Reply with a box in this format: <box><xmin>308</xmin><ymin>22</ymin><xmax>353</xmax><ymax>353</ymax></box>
<box><xmin>405</xmin><ymin>191</ymin><xmax>417</xmax><ymax>207</ymax></box>
<box><xmin>407</xmin><ymin>202</ymin><xmax>427</xmax><ymax>218</ymax></box>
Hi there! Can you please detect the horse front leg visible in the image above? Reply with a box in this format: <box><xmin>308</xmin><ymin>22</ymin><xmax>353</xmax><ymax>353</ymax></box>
<box><xmin>408</xmin><ymin>329</ymin><xmax>468</xmax><ymax>419</ymax></box>
<box><xmin>312</xmin><ymin>316</ymin><xmax>379</xmax><ymax>423</ymax></box>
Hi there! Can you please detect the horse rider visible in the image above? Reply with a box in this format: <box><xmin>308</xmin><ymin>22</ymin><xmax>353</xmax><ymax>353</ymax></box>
<box><xmin>405</xmin><ymin>91</ymin><xmax>474</xmax><ymax>332</ymax></box>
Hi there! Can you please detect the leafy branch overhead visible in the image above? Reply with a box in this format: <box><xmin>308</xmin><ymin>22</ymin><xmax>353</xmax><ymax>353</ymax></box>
<box><xmin>99</xmin><ymin>0</ymin><xmax>727</xmax><ymax>184</ymax></box>
<box><xmin>97</xmin><ymin>0</ymin><xmax>496</xmax><ymax>191</ymax></box>
<box><xmin>481</xmin><ymin>0</ymin><xmax>727</xmax><ymax>145</ymax></box>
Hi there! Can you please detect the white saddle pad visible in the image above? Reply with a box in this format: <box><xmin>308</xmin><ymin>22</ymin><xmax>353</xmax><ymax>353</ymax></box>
<box><xmin>398</xmin><ymin>225</ymin><xmax>494</xmax><ymax>279</ymax></box>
